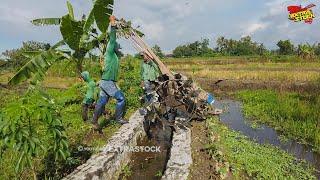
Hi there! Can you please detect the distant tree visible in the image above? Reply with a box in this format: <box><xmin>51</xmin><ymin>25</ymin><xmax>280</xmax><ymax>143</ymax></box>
<box><xmin>277</xmin><ymin>40</ymin><xmax>295</xmax><ymax>55</ymax></box>
<box><xmin>0</xmin><ymin>59</ymin><xmax>6</xmax><ymax>69</ymax></box>
<box><xmin>314</xmin><ymin>43</ymin><xmax>320</xmax><ymax>56</ymax></box>
<box><xmin>297</xmin><ymin>43</ymin><xmax>315</xmax><ymax>60</ymax></box>
<box><xmin>173</xmin><ymin>44</ymin><xmax>189</xmax><ymax>57</ymax></box>
<box><xmin>1</xmin><ymin>41</ymin><xmax>50</xmax><ymax>69</ymax></box>
<box><xmin>257</xmin><ymin>43</ymin><xmax>268</xmax><ymax>56</ymax></box>
<box><xmin>216</xmin><ymin>36</ymin><xmax>267</xmax><ymax>56</ymax></box>
<box><xmin>172</xmin><ymin>39</ymin><xmax>214</xmax><ymax>58</ymax></box>
<box><xmin>152</xmin><ymin>44</ymin><xmax>165</xmax><ymax>58</ymax></box>
<box><xmin>199</xmin><ymin>39</ymin><xmax>214</xmax><ymax>56</ymax></box>
<box><xmin>216</xmin><ymin>36</ymin><xmax>228</xmax><ymax>55</ymax></box>
<box><xmin>188</xmin><ymin>41</ymin><xmax>201</xmax><ymax>56</ymax></box>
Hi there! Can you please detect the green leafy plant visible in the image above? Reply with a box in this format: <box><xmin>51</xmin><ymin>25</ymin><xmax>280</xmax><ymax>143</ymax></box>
<box><xmin>297</xmin><ymin>43</ymin><xmax>315</xmax><ymax>60</ymax></box>
<box><xmin>121</xmin><ymin>165</ymin><xmax>132</xmax><ymax>178</ymax></box>
<box><xmin>0</xmin><ymin>88</ymin><xmax>70</xmax><ymax>179</ymax></box>
<box><xmin>155</xmin><ymin>170</ymin><xmax>163</xmax><ymax>177</ymax></box>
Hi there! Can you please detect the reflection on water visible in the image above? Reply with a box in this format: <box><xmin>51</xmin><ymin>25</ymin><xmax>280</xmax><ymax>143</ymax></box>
<box><xmin>215</xmin><ymin>100</ymin><xmax>320</xmax><ymax>178</ymax></box>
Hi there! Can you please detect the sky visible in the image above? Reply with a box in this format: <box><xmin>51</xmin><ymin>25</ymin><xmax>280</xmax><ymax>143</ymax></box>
<box><xmin>0</xmin><ymin>0</ymin><xmax>320</xmax><ymax>55</ymax></box>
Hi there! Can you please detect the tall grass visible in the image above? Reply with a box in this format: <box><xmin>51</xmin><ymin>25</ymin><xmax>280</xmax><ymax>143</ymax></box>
<box><xmin>237</xmin><ymin>90</ymin><xmax>320</xmax><ymax>152</ymax></box>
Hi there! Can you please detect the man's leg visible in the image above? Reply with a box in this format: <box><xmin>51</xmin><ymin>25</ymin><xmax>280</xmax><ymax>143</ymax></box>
<box><xmin>82</xmin><ymin>104</ymin><xmax>89</xmax><ymax>121</ymax></box>
<box><xmin>92</xmin><ymin>94</ymin><xmax>109</xmax><ymax>126</ymax></box>
<box><xmin>100</xmin><ymin>80</ymin><xmax>127</xmax><ymax>125</ymax></box>
<box><xmin>114</xmin><ymin>90</ymin><xmax>127</xmax><ymax>124</ymax></box>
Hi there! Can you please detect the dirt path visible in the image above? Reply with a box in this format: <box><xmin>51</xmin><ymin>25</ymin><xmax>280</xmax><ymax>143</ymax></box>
<box><xmin>189</xmin><ymin>121</ymin><xmax>218</xmax><ymax>180</ymax></box>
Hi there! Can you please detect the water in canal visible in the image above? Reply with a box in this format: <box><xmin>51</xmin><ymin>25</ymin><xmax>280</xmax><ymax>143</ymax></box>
<box><xmin>215</xmin><ymin>100</ymin><xmax>320</xmax><ymax>178</ymax></box>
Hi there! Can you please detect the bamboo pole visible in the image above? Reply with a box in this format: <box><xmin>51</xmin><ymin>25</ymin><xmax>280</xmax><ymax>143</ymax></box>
<box><xmin>130</xmin><ymin>30</ymin><xmax>174</xmax><ymax>79</ymax></box>
<box><xmin>116</xmin><ymin>20</ymin><xmax>174</xmax><ymax>79</ymax></box>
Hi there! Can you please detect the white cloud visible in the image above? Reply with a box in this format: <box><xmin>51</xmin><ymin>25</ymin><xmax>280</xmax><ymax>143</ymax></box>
<box><xmin>0</xmin><ymin>5</ymin><xmax>35</xmax><ymax>24</ymax></box>
<box><xmin>1</xmin><ymin>0</ymin><xmax>319</xmax><ymax>54</ymax></box>
<box><xmin>132</xmin><ymin>18</ymin><xmax>165</xmax><ymax>41</ymax></box>
<box><xmin>248</xmin><ymin>0</ymin><xmax>320</xmax><ymax>48</ymax></box>
<box><xmin>242</xmin><ymin>23</ymin><xmax>267</xmax><ymax>37</ymax></box>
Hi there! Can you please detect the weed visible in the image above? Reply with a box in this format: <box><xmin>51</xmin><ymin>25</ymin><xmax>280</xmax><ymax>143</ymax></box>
<box><xmin>120</xmin><ymin>165</ymin><xmax>132</xmax><ymax>179</ymax></box>
<box><xmin>155</xmin><ymin>170</ymin><xmax>163</xmax><ymax>177</ymax></box>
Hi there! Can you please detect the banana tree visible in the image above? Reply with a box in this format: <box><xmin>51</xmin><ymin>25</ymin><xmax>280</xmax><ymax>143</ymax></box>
<box><xmin>297</xmin><ymin>43</ymin><xmax>315</xmax><ymax>60</ymax></box>
<box><xmin>8</xmin><ymin>0</ymin><xmax>114</xmax><ymax>85</ymax></box>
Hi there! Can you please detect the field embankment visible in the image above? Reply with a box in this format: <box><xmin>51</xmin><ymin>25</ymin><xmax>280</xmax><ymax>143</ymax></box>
<box><xmin>165</xmin><ymin>57</ymin><xmax>320</xmax><ymax>94</ymax></box>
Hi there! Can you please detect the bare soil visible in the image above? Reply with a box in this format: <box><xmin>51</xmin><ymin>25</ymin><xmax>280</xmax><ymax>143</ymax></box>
<box><xmin>189</xmin><ymin>121</ymin><xmax>218</xmax><ymax>180</ymax></box>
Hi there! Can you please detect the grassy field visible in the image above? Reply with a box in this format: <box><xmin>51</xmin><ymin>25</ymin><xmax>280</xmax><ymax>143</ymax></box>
<box><xmin>165</xmin><ymin>57</ymin><xmax>320</xmax><ymax>83</ymax></box>
<box><xmin>206</xmin><ymin>117</ymin><xmax>316</xmax><ymax>179</ymax></box>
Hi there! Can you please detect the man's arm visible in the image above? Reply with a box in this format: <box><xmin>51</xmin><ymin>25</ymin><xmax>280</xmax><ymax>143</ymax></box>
<box><xmin>106</xmin><ymin>15</ymin><xmax>117</xmax><ymax>54</ymax></box>
<box><xmin>106</xmin><ymin>26</ymin><xmax>116</xmax><ymax>53</ymax></box>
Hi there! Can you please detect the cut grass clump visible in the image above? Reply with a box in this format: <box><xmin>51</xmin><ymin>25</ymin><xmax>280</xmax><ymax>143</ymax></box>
<box><xmin>206</xmin><ymin>117</ymin><xmax>316</xmax><ymax>179</ymax></box>
<box><xmin>236</xmin><ymin>90</ymin><xmax>320</xmax><ymax>152</ymax></box>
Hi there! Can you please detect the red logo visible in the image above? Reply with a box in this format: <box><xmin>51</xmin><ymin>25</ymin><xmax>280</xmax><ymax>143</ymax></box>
<box><xmin>287</xmin><ymin>4</ymin><xmax>316</xmax><ymax>24</ymax></box>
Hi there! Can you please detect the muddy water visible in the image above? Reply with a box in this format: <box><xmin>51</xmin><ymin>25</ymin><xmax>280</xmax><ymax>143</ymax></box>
<box><xmin>215</xmin><ymin>100</ymin><xmax>320</xmax><ymax>177</ymax></box>
<box><xmin>119</xmin><ymin>122</ymin><xmax>172</xmax><ymax>180</ymax></box>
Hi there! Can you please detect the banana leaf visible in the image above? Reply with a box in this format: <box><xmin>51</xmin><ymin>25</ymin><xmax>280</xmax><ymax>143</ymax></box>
<box><xmin>22</xmin><ymin>51</ymin><xmax>42</xmax><ymax>58</ymax></box>
<box><xmin>93</xmin><ymin>0</ymin><xmax>114</xmax><ymax>33</ymax></box>
<box><xmin>66</xmin><ymin>1</ymin><xmax>75</xmax><ymax>20</ymax></box>
<box><xmin>8</xmin><ymin>50</ymin><xmax>64</xmax><ymax>85</ymax></box>
<box><xmin>51</xmin><ymin>40</ymin><xmax>65</xmax><ymax>49</ymax></box>
<box><xmin>84</xmin><ymin>9</ymin><xmax>95</xmax><ymax>32</ymax></box>
<box><xmin>60</xmin><ymin>15</ymin><xmax>83</xmax><ymax>51</ymax></box>
<box><xmin>31</xmin><ymin>18</ymin><xmax>61</xmax><ymax>26</ymax></box>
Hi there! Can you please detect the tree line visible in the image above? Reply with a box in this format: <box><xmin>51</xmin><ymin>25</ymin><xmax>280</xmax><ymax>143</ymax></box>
<box><xmin>2</xmin><ymin>36</ymin><xmax>320</xmax><ymax>70</ymax></box>
<box><xmin>0</xmin><ymin>41</ymin><xmax>50</xmax><ymax>70</ymax></box>
<box><xmin>171</xmin><ymin>36</ymin><xmax>320</xmax><ymax>59</ymax></box>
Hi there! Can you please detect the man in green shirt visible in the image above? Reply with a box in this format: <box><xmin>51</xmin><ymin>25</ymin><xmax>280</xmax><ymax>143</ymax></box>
<box><xmin>140</xmin><ymin>52</ymin><xmax>160</xmax><ymax>104</ymax></box>
<box><xmin>80</xmin><ymin>71</ymin><xmax>96</xmax><ymax>122</ymax></box>
<box><xmin>92</xmin><ymin>15</ymin><xmax>127</xmax><ymax>130</ymax></box>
